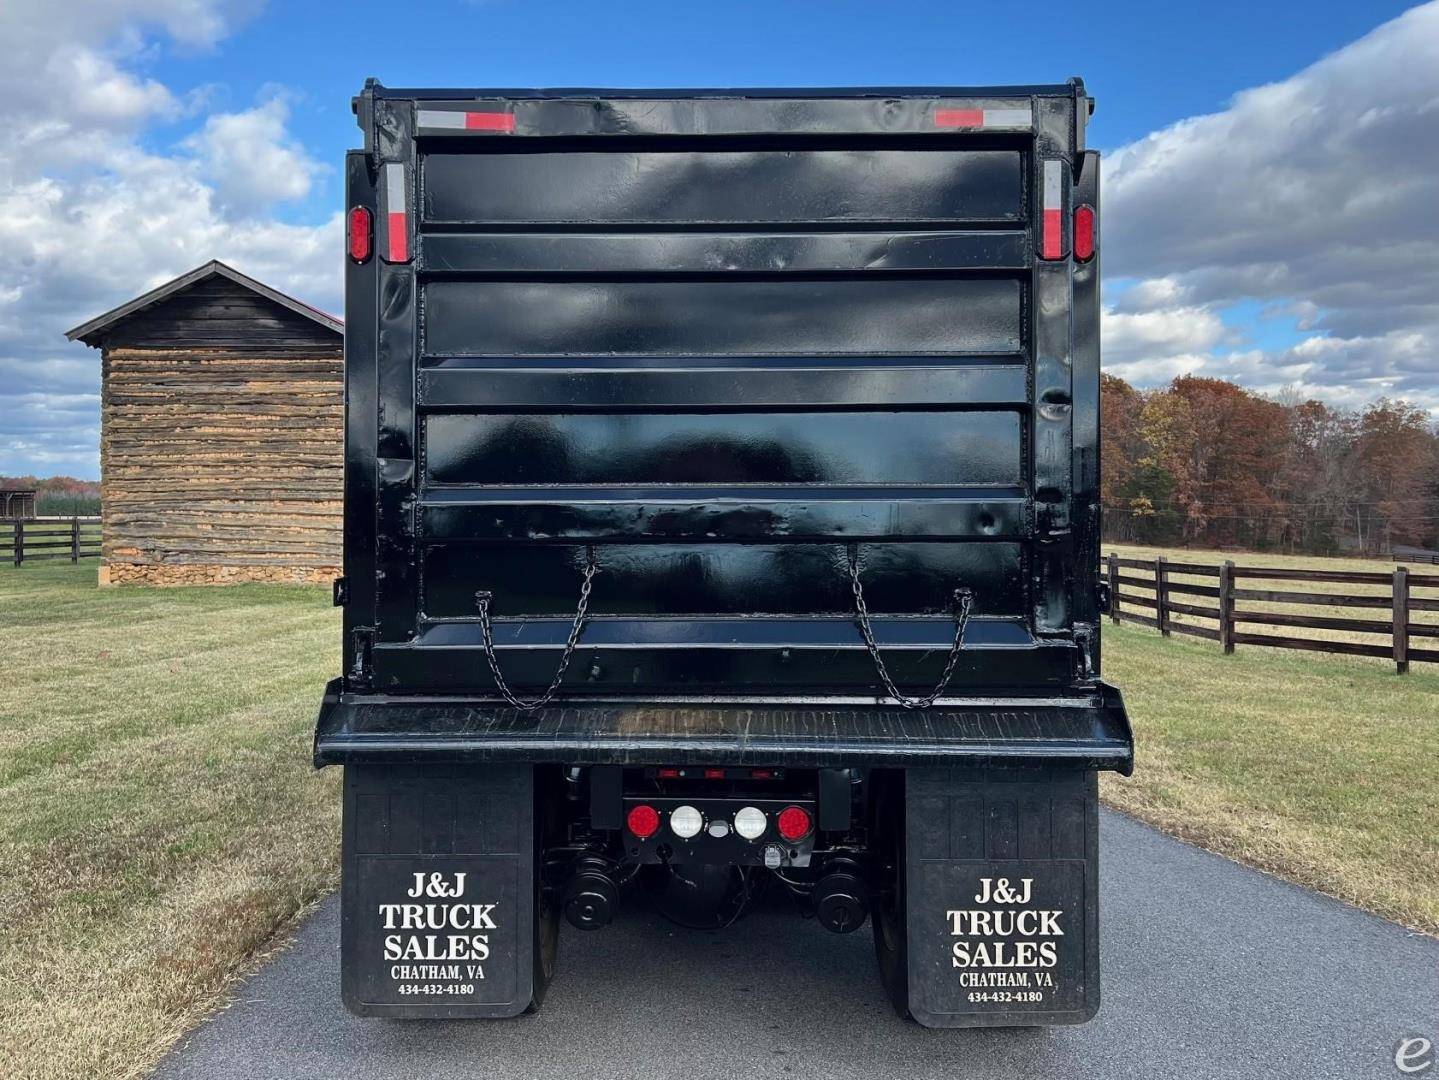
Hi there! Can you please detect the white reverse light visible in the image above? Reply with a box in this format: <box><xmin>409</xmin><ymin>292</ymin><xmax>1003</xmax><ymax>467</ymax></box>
<box><xmin>733</xmin><ymin>806</ymin><xmax>767</xmax><ymax>840</ymax></box>
<box><xmin>669</xmin><ymin>804</ymin><xmax>703</xmax><ymax>839</ymax></box>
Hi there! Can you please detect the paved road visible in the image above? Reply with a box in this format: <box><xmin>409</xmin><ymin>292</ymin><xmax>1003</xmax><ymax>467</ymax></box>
<box><xmin>158</xmin><ymin>811</ymin><xmax>1437</xmax><ymax>1080</ymax></box>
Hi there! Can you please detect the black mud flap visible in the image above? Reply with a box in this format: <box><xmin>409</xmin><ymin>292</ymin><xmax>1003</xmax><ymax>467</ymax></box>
<box><xmin>341</xmin><ymin>763</ymin><xmax>552</xmax><ymax>1018</ymax></box>
<box><xmin>900</xmin><ymin>765</ymin><xmax>1099</xmax><ymax>1027</ymax></box>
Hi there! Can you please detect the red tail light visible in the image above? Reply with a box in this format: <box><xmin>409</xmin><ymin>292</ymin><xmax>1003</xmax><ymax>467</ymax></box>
<box><xmin>703</xmin><ymin>768</ymin><xmax>726</xmax><ymax>780</ymax></box>
<box><xmin>1074</xmin><ymin>204</ymin><xmax>1096</xmax><ymax>262</ymax></box>
<box><xmin>626</xmin><ymin>804</ymin><xmax>660</xmax><ymax>839</ymax></box>
<box><xmin>776</xmin><ymin>806</ymin><xmax>812</xmax><ymax>842</ymax></box>
<box><xmin>347</xmin><ymin>205</ymin><xmax>372</xmax><ymax>263</ymax></box>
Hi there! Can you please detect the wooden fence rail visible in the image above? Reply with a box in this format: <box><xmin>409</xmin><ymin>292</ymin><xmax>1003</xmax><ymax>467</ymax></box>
<box><xmin>1104</xmin><ymin>553</ymin><xmax>1439</xmax><ymax>673</ymax></box>
<box><xmin>0</xmin><ymin>517</ymin><xmax>102</xmax><ymax>567</ymax></box>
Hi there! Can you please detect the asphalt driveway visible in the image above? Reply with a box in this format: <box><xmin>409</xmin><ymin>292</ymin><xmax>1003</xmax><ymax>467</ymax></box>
<box><xmin>157</xmin><ymin>810</ymin><xmax>1437</xmax><ymax>1080</ymax></box>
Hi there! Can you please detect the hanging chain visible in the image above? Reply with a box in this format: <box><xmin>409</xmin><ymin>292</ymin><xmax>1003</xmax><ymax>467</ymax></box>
<box><xmin>474</xmin><ymin>543</ymin><xmax>967</xmax><ymax>711</ymax></box>
<box><xmin>846</xmin><ymin>545</ymin><xmax>974</xmax><ymax>710</ymax></box>
<box><xmin>475</xmin><ymin>547</ymin><xmax>599</xmax><ymax>711</ymax></box>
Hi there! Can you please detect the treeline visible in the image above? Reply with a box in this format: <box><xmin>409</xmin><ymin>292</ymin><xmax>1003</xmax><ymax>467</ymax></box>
<box><xmin>1102</xmin><ymin>375</ymin><xmax>1439</xmax><ymax>556</ymax></box>
<box><xmin>0</xmin><ymin>475</ymin><xmax>101</xmax><ymax>517</ymax></box>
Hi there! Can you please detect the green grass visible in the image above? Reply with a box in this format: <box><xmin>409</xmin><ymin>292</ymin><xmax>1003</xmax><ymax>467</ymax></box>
<box><xmin>1102</xmin><ymin>620</ymin><xmax>1439</xmax><ymax>934</ymax></box>
<box><xmin>0</xmin><ymin>557</ymin><xmax>1435</xmax><ymax>1079</ymax></box>
<box><xmin>0</xmin><ymin>562</ymin><xmax>340</xmax><ymax>1080</ymax></box>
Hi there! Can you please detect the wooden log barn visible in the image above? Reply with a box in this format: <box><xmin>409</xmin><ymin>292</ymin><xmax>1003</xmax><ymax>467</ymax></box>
<box><xmin>66</xmin><ymin>261</ymin><xmax>344</xmax><ymax>586</ymax></box>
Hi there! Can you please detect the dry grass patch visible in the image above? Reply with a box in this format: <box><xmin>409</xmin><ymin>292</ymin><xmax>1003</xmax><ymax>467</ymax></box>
<box><xmin>0</xmin><ymin>562</ymin><xmax>340</xmax><ymax>1080</ymax></box>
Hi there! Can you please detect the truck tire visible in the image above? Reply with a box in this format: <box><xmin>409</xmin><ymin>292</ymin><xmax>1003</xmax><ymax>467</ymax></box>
<box><xmin>527</xmin><ymin>768</ymin><xmax>562</xmax><ymax>1013</ymax></box>
<box><xmin>527</xmin><ymin>882</ymin><xmax>558</xmax><ymax>1013</ymax></box>
<box><xmin>870</xmin><ymin>774</ymin><xmax>912</xmax><ymax>1021</ymax></box>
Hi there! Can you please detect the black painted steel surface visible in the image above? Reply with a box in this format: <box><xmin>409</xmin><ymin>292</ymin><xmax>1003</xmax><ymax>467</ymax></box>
<box><xmin>322</xmin><ymin>79</ymin><xmax>1124</xmax><ymax>765</ymax></box>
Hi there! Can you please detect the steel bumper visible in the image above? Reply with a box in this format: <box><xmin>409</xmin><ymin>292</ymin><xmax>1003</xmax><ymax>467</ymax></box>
<box><xmin>314</xmin><ymin>680</ymin><xmax>1132</xmax><ymax>774</ymax></box>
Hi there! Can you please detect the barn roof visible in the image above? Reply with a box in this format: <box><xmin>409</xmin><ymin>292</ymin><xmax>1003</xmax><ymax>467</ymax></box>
<box><xmin>65</xmin><ymin>260</ymin><xmax>343</xmax><ymax>348</ymax></box>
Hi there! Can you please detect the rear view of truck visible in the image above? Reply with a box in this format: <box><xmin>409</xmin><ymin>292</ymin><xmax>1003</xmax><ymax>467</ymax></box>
<box><xmin>317</xmin><ymin>78</ymin><xmax>1130</xmax><ymax>1027</ymax></box>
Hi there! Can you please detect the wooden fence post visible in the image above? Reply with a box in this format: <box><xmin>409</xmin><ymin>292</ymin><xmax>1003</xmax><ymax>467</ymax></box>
<box><xmin>1156</xmin><ymin>556</ymin><xmax>1169</xmax><ymax>636</ymax></box>
<box><xmin>1393</xmin><ymin>565</ymin><xmax>1409</xmax><ymax>675</ymax></box>
<box><xmin>13</xmin><ymin>518</ymin><xmax>22</xmax><ymax>567</ymax></box>
<box><xmin>70</xmin><ymin>517</ymin><xmax>81</xmax><ymax>563</ymax></box>
<box><xmin>1107</xmin><ymin>552</ymin><xmax>1120</xmax><ymax>624</ymax></box>
<box><xmin>1219</xmin><ymin>559</ymin><xmax>1235</xmax><ymax>654</ymax></box>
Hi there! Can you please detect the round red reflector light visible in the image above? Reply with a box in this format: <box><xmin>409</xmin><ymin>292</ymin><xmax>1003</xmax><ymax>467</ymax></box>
<box><xmin>348</xmin><ymin>205</ymin><xmax>372</xmax><ymax>263</ymax></box>
<box><xmin>1073</xmin><ymin>204</ymin><xmax>1095</xmax><ymax>263</ymax></box>
<box><xmin>627</xmin><ymin>804</ymin><xmax>660</xmax><ymax>839</ymax></box>
<box><xmin>776</xmin><ymin>806</ymin><xmax>812</xmax><ymax>842</ymax></box>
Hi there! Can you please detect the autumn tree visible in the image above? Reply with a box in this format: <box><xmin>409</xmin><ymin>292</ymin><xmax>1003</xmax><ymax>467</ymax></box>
<box><xmin>1097</xmin><ymin>375</ymin><xmax>1434</xmax><ymax>556</ymax></box>
<box><xmin>1099</xmin><ymin>374</ymin><xmax>1143</xmax><ymax>510</ymax></box>
<box><xmin>1351</xmin><ymin>400</ymin><xmax>1437</xmax><ymax>553</ymax></box>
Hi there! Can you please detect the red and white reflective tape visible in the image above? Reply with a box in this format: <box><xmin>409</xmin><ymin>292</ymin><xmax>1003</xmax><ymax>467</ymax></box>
<box><xmin>934</xmin><ymin>104</ymin><xmax>1033</xmax><ymax>130</ymax></box>
<box><xmin>416</xmin><ymin>109</ymin><xmax>516</xmax><ymax>134</ymax></box>
<box><xmin>1041</xmin><ymin>160</ymin><xmax>1064</xmax><ymax>260</ymax></box>
<box><xmin>383</xmin><ymin>162</ymin><xmax>409</xmax><ymax>263</ymax></box>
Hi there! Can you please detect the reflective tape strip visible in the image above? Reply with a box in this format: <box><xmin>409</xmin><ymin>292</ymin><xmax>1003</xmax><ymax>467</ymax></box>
<box><xmin>1041</xmin><ymin>160</ymin><xmax>1063</xmax><ymax>260</ymax></box>
<box><xmin>934</xmin><ymin>108</ymin><xmax>984</xmax><ymax>128</ymax></box>
<box><xmin>384</xmin><ymin>162</ymin><xmax>408</xmax><ymax>263</ymax></box>
<box><xmin>982</xmin><ymin>107</ymin><xmax>1032</xmax><ymax>128</ymax></box>
<box><xmin>416</xmin><ymin>109</ymin><xmax>516</xmax><ymax>134</ymax></box>
<box><xmin>934</xmin><ymin>104</ymin><xmax>1033</xmax><ymax>130</ymax></box>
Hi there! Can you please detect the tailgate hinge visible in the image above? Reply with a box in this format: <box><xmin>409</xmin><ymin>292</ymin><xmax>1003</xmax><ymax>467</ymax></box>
<box><xmin>347</xmin><ymin>626</ymin><xmax>376</xmax><ymax>691</ymax></box>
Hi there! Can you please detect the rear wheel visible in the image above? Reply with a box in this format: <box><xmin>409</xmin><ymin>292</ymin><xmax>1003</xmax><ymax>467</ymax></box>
<box><xmin>527</xmin><ymin>769</ymin><xmax>563</xmax><ymax>1013</ymax></box>
<box><xmin>871</xmin><ymin>773</ymin><xmax>912</xmax><ymax>1020</ymax></box>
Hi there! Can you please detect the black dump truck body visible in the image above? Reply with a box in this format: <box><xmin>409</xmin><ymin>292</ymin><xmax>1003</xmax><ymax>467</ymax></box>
<box><xmin>318</xmin><ymin>80</ymin><xmax>1130</xmax><ymax>1028</ymax></box>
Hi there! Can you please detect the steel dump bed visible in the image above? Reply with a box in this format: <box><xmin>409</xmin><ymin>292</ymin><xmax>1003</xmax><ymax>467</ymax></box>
<box><xmin>317</xmin><ymin>80</ymin><xmax>1129</xmax><ymax>772</ymax></box>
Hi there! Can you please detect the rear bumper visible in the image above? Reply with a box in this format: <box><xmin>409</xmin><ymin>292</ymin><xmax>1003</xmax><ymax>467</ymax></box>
<box><xmin>313</xmin><ymin>680</ymin><xmax>1132</xmax><ymax>774</ymax></box>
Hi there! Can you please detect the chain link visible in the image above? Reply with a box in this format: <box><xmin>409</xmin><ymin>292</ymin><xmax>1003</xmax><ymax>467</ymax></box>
<box><xmin>846</xmin><ymin>545</ymin><xmax>973</xmax><ymax>710</ymax></box>
<box><xmin>475</xmin><ymin>547</ymin><xmax>599</xmax><ymax>711</ymax></box>
<box><xmin>474</xmin><ymin>544</ymin><xmax>968</xmax><ymax>712</ymax></box>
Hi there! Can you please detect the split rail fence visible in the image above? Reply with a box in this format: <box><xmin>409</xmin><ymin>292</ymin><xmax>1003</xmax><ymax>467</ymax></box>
<box><xmin>1103</xmin><ymin>553</ymin><xmax>1439</xmax><ymax>673</ymax></box>
<box><xmin>1</xmin><ymin>517</ymin><xmax>102</xmax><ymax>567</ymax></box>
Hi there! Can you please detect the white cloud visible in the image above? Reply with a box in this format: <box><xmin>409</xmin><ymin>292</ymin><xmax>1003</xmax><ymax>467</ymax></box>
<box><xmin>186</xmin><ymin>93</ymin><xmax>324</xmax><ymax>217</ymax></box>
<box><xmin>1102</xmin><ymin>298</ymin><xmax>1232</xmax><ymax>367</ymax></box>
<box><xmin>0</xmin><ymin>1</ymin><xmax>339</xmax><ymax>478</ymax></box>
<box><xmin>1108</xmin><ymin>276</ymin><xmax>1193</xmax><ymax>313</ymax></box>
<box><xmin>1102</xmin><ymin>2</ymin><xmax>1439</xmax><ymax>415</ymax></box>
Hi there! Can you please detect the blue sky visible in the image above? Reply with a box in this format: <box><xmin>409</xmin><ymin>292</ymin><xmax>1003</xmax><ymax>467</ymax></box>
<box><xmin>143</xmin><ymin>0</ymin><xmax>1415</xmax><ymax>226</ymax></box>
<box><xmin>2</xmin><ymin>0</ymin><xmax>1437</xmax><ymax>479</ymax></box>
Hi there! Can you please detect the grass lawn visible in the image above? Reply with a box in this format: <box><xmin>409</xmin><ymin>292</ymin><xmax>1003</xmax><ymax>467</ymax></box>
<box><xmin>0</xmin><ymin>562</ymin><xmax>340</xmax><ymax>1080</ymax></box>
<box><xmin>1103</xmin><ymin>544</ymin><xmax>1439</xmax><ymax>932</ymax></box>
<box><xmin>1102</xmin><ymin>620</ymin><xmax>1439</xmax><ymax>934</ymax></box>
<box><xmin>0</xmin><ymin>556</ymin><xmax>1435</xmax><ymax>1078</ymax></box>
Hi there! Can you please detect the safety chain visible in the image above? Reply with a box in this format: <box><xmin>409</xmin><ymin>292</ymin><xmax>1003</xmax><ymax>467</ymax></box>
<box><xmin>474</xmin><ymin>544</ymin><xmax>969</xmax><ymax>712</ymax></box>
<box><xmin>846</xmin><ymin>545</ymin><xmax>974</xmax><ymax>710</ymax></box>
<box><xmin>474</xmin><ymin>546</ymin><xmax>599</xmax><ymax>711</ymax></box>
